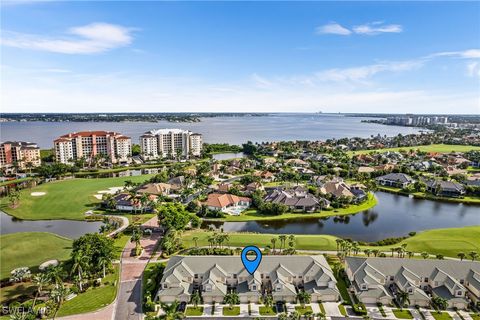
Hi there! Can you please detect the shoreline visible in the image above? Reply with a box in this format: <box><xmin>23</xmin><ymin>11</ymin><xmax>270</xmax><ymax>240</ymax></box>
<box><xmin>378</xmin><ymin>186</ymin><xmax>480</xmax><ymax>205</ymax></box>
<box><xmin>203</xmin><ymin>193</ymin><xmax>378</xmax><ymax>222</ymax></box>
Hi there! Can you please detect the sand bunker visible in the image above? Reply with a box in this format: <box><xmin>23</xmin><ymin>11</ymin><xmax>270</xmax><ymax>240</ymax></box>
<box><xmin>94</xmin><ymin>186</ymin><xmax>124</xmax><ymax>200</ymax></box>
<box><xmin>31</xmin><ymin>192</ymin><xmax>46</xmax><ymax>197</ymax></box>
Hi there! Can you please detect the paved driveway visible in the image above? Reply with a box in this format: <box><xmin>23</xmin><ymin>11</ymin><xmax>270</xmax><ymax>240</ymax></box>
<box><xmin>323</xmin><ymin>302</ymin><xmax>343</xmax><ymax>317</ymax></box>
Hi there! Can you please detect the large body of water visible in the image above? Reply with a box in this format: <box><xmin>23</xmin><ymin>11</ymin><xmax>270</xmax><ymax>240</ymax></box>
<box><xmin>202</xmin><ymin>192</ymin><xmax>480</xmax><ymax>242</ymax></box>
<box><xmin>0</xmin><ymin>114</ymin><xmax>424</xmax><ymax>148</ymax></box>
<box><xmin>0</xmin><ymin>211</ymin><xmax>103</xmax><ymax>239</ymax></box>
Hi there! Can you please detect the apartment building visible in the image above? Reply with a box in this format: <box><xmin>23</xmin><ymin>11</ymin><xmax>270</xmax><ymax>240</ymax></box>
<box><xmin>345</xmin><ymin>257</ymin><xmax>480</xmax><ymax>309</ymax></box>
<box><xmin>0</xmin><ymin>141</ymin><xmax>41</xmax><ymax>170</ymax></box>
<box><xmin>140</xmin><ymin>129</ymin><xmax>202</xmax><ymax>160</ymax></box>
<box><xmin>156</xmin><ymin>255</ymin><xmax>340</xmax><ymax>304</ymax></box>
<box><xmin>54</xmin><ymin>131</ymin><xmax>131</xmax><ymax>164</ymax></box>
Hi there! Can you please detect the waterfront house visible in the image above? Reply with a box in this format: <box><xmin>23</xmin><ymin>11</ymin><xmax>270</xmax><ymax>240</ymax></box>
<box><xmin>264</xmin><ymin>186</ymin><xmax>330</xmax><ymax>212</ymax></box>
<box><xmin>375</xmin><ymin>173</ymin><xmax>414</xmax><ymax>189</ymax></box>
<box><xmin>203</xmin><ymin>193</ymin><xmax>252</xmax><ymax>213</ymax></box>
<box><xmin>112</xmin><ymin>193</ymin><xmax>157</xmax><ymax>212</ymax></box>
<box><xmin>424</xmin><ymin>179</ymin><xmax>466</xmax><ymax>197</ymax></box>
<box><xmin>156</xmin><ymin>255</ymin><xmax>340</xmax><ymax>304</ymax></box>
<box><xmin>345</xmin><ymin>257</ymin><xmax>480</xmax><ymax>309</ymax></box>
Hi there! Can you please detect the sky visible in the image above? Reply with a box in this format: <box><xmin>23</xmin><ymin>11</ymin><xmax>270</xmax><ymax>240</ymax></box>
<box><xmin>1</xmin><ymin>1</ymin><xmax>479</xmax><ymax>114</ymax></box>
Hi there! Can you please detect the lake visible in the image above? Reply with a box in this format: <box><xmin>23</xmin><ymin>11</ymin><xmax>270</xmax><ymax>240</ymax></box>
<box><xmin>0</xmin><ymin>114</ymin><xmax>424</xmax><ymax>148</ymax></box>
<box><xmin>0</xmin><ymin>211</ymin><xmax>103</xmax><ymax>239</ymax></box>
<box><xmin>202</xmin><ymin>192</ymin><xmax>480</xmax><ymax>242</ymax></box>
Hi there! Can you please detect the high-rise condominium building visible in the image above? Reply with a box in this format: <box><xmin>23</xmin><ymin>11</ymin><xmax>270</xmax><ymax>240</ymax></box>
<box><xmin>140</xmin><ymin>129</ymin><xmax>203</xmax><ymax>160</ymax></box>
<box><xmin>0</xmin><ymin>141</ymin><xmax>41</xmax><ymax>170</ymax></box>
<box><xmin>54</xmin><ymin>131</ymin><xmax>132</xmax><ymax>164</ymax></box>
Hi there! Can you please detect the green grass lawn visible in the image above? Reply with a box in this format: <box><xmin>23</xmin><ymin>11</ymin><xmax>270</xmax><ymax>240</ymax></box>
<box><xmin>348</xmin><ymin>144</ymin><xmax>480</xmax><ymax>156</ymax></box>
<box><xmin>318</xmin><ymin>303</ymin><xmax>326</xmax><ymax>314</ymax></box>
<box><xmin>211</xmin><ymin>193</ymin><xmax>377</xmax><ymax>222</ymax></box>
<box><xmin>338</xmin><ymin>304</ymin><xmax>347</xmax><ymax>316</ymax></box>
<box><xmin>259</xmin><ymin>306</ymin><xmax>277</xmax><ymax>315</ymax></box>
<box><xmin>295</xmin><ymin>306</ymin><xmax>313</xmax><ymax>315</ymax></box>
<box><xmin>0</xmin><ymin>175</ymin><xmax>153</xmax><ymax>220</ymax></box>
<box><xmin>430</xmin><ymin>311</ymin><xmax>452</xmax><ymax>320</ymax></box>
<box><xmin>185</xmin><ymin>306</ymin><xmax>204</xmax><ymax>316</ymax></box>
<box><xmin>183</xmin><ymin>226</ymin><xmax>480</xmax><ymax>259</ymax></box>
<box><xmin>0</xmin><ymin>232</ymin><xmax>72</xmax><ymax>280</ymax></box>
<box><xmin>182</xmin><ymin>230</ymin><xmax>338</xmax><ymax>251</ymax></box>
<box><xmin>57</xmin><ymin>264</ymin><xmax>119</xmax><ymax>317</ymax></box>
<box><xmin>365</xmin><ymin>226</ymin><xmax>480</xmax><ymax>258</ymax></box>
<box><xmin>222</xmin><ymin>306</ymin><xmax>240</xmax><ymax>316</ymax></box>
<box><xmin>113</xmin><ymin>234</ymin><xmax>130</xmax><ymax>259</ymax></box>
<box><xmin>0</xmin><ymin>281</ymin><xmax>37</xmax><ymax>304</ymax></box>
<box><xmin>470</xmin><ymin>314</ymin><xmax>480</xmax><ymax>320</ymax></box>
<box><xmin>392</xmin><ymin>309</ymin><xmax>413</xmax><ymax>319</ymax></box>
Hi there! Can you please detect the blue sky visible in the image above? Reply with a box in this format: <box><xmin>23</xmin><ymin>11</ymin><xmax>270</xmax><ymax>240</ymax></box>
<box><xmin>1</xmin><ymin>1</ymin><xmax>479</xmax><ymax>114</ymax></box>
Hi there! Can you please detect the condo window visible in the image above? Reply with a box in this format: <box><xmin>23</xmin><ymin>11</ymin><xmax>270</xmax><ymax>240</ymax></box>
<box><xmin>361</xmin><ymin>284</ymin><xmax>367</xmax><ymax>290</ymax></box>
<box><xmin>456</xmin><ymin>290</ymin><xmax>463</xmax><ymax>296</ymax></box>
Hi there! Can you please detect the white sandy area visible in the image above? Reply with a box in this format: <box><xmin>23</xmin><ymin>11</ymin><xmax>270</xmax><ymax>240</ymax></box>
<box><xmin>94</xmin><ymin>186</ymin><xmax>124</xmax><ymax>200</ymax></box>
<box><xmin>31</xmin><ymin>192</ymin><xmax>46</xmax><ymax>196</ymax></box>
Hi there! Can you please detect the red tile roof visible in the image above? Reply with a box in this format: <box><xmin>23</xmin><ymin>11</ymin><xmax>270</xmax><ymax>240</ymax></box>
<box><xmin>204</xmin><ymin>193</ymin><xmax>251</xmax><ymax>208</ymax></box>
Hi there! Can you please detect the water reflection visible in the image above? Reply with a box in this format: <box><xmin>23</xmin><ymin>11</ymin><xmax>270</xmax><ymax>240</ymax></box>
<box><xmin>1</xmin><ymin>211</ymin><xmax>103</xmax><ymax>239</ymax></box>
<box><xmin>202</xmin><ymin>192</ymin><xmax>480</xmax><ymax>241</ymax></box>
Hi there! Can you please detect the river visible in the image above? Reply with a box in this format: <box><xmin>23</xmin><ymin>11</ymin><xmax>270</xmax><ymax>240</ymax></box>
<box><xmin>0</xmin><ymin>114</ymin><xmax>424</xmax><ymax>148</ymax></box>
<box><xmin>202</xmin><ymin>192</ymin><xmax>480</xmax><ymax>242</ymax></box>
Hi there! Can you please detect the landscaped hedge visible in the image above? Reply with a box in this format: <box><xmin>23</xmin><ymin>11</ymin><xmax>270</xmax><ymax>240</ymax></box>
<box><xmin>352</xmin><ymin>303</ymin><xmax>368</xmax><ymax>315</ymax></box>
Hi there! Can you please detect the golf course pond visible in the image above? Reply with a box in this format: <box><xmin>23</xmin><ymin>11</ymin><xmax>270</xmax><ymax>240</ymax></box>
<box><xmin>0</xmin><ymin>210</ymin><xmax>103</xmax><ymax>239</ymax></box>
<box><xmin>202</xmin><ymin>192</ymin><xmax>480</xmax><ymax>242</ymax></box>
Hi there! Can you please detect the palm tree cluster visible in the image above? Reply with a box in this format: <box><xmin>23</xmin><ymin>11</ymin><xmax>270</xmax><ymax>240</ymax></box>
<box><xmin>207</xmin><ymin>231</ymin><xmax>230</xmax><ymax>249</ymax></box>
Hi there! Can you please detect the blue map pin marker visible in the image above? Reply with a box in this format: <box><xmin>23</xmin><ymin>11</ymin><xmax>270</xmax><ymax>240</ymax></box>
<box><xmin>241</xmin><ymin>246</ymin><xmax>262</xmax><ymax>275</ymax></box>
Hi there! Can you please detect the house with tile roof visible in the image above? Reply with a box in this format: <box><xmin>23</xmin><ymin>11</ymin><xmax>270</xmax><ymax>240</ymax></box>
<box><xmin>375</xmin><ymin>173</ymin><xmax>414</xmax><ymax>189</ymax></box>
<box><xmin>156</xmin><ymin>255</ymin><xmax>340</xmax><ymax>304</ymax></box>
<box><xmin>203</xmin><ymin>193</ymin><xmax>252</xmax><ymax>213</ymax></box>
<box><xmin>345</xmin><ymin>257</ymin><xmax>480</xmax><ymax>309</ymax></box>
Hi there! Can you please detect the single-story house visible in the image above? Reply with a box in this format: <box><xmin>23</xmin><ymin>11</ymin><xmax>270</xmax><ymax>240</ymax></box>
<box><xmin>203</xmin><ymin>193</ymin><xmax>252</xmax><ymax>212</ymax></box>
<box><xmin>376</xmin><ymin>173</ymin><xmax>414</xmax><ymax>189</ymax></box>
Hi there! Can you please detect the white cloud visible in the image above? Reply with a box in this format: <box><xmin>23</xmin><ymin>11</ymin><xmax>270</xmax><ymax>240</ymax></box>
<box><xmin>431</xmin><ymin>49</ymin><xmax>480</xmax><ymax>59</ymax></box>
<box><xmin>251</xmin><ymin>73</ymin><xmax>274</xmax><ymax>88</ymax></box>
<box><xmin>315</xmin><ymin>23</ymin><xmax>352</xmax><ymax>35</ymax></box>
<box><xmin>316</xmin><ymin>21</ymin><xmax>402</xmax><ymax>36</ymax></box>
<box><xmin>1</xmin><ymin>22</ymin><xmax>134</xmax><ymax>54</ymax></box>
<box><xmin>467</xmin><ymin>62</ymin><xmax>480</xmax><ymax>78</ymax></box>
<box><xmin>314</xmin><ymin>60</ymin><xmax>422</xmax><ymax>83</ymax></box>
<box><xmin>353</xmin><ymin>22</ymin><xmax>403</xmax><ymax>35</ymax></box>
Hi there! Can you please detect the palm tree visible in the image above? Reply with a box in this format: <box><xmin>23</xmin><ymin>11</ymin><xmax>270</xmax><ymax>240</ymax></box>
<box><xmin>279</xmin><ymin>235</ymin><xmax>287</xmax><ymax>254</ymax></box>
<box><xmin>271</xmin><ymin>237</ymin><xmax>277</xmax><ymax>255</ymax></box>
<box><xmin>159</xmin><ymin>301</ymin><xmax>185</xmax><ymax>320</ymax></box>
<box><xmin>278</xmin><ymin>313</ymin><xmax>289</xmax><ymax>320</ymax></box>
<box><xmin>223</xmin><ymin>292</ymin><xmax>240</xmax><ymax>310</ymax></box>
<box><xmin>335</xmin><ymin>239</ymin><xmax>344</xmax><ymax>253</ymax></box>
<box><xmin>46</xmin><ymin>265</ymin><xmax>65</xmax><ymax>285</ymax></box>
<box><xmin>371</xmin><ymin>249</ymin><xmax>380</xmax><ymax>257</ymax></box>
<box><xmin>262</xmin><ymin>294</ymin><xmax>273</xmax><ymax>309</ymax></box>
<box><xmin>288</xmin><ymin>311</ymin><xmax>300</xmax><ymax>320</ymax></box>
<box><xmin>436</xmin><ymin>254</ymin><xmax>444</xmax><ymax>260</ymax></box>
<box><xmin>192</xmin><ymin>237</ymin><xmax>199</xmax><ymax>248</ymax></box>
<box><xmin>296</xmin><ymin>290</ymin><xmax>311</xmax><ymax>308</ymax></box>
<box><xmin>131</xmin><ymin>227</ymin><xmax>142</xmax><ymax>256</ymax></box>
<box><xmin>32</xmin><ymin>272</ymin><xmax>50</xmax><ymax>308</ymax></box>
<box><xmin>315</xmin><ymin>312</ymin><xmax>326</xmax><ymax>320</ymax></box>
<box><xmin>397</xmin><ymin>291</ymin><xmax>410</xmax><ymax>309</ymax></box>
<box><xmin>191</xmin><ymin>291</ymin><xmax>202</xmax><ymax>308</ymax></box>
<box><xmin>304</xmin><ymin>310</ymin><xmax>314</xmax><ymax>320</ymax></box>
<box><xmin>98</xmin><ymin>255</ymin><xmax>110</xmax><ymax>278</ymax></box>
<box><xmin>407</xmin><ymin>251</ymin><xmax>414</xmax><ymax>259</ymax></box>
<box><xmin>71</xmin><ymin>250</ymin><xmax>89</xmax><ymax>292</ymax></box>
<box><xmin>432</xmin><ymin>296</ymin><xmax>448</xmax><ymax>311</ymax></box>
<box><xmin>469</xmin><ymin>251</ymin><xmax>478</xmax><ymax>261</ymax></box>
<box><xmin>363</xmin><ymin>249</ymin><xmax>372</xmax><ymax>257</ymax></box>
<box><xmin>457</xmin><ymin>252</ymin><xmax>466</xmax><ymax>261</ymax></box>
<box><xmin>50</xmin><ymin>283</ymin><xmax>70</xmax><ymax>319</ymax></box>
<box><xmin>421</xmin><ymin>252</ymin><xmax>429</xmax><ymax>259</ymax></box>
